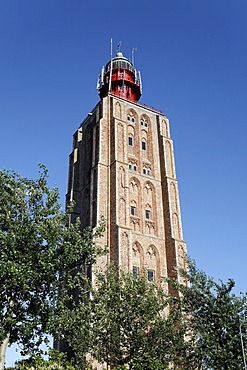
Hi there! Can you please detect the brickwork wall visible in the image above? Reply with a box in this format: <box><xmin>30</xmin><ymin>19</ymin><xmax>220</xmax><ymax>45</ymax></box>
<box><xmin>66</xmin><ymin>95</ymin><xmax>187</xmax><ymax>284</ymax></box>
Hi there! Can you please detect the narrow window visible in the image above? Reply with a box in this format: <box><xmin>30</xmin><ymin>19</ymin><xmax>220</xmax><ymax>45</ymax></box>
<box><xmin>127</xmin><ymin>115</ymin><xmax>131</xmax><ymax>121</ymax></box>
<box><xmin>133</xmin><ymin>266</ymin><xmax>139</xmax><ymax>279</ymax></box>
<box><xmin>132</xmin><ymin>117</ymin><xmax>135</xmax><ymax>123</ymax></box>
<box><xmin>144</xmin><ymin>122</ymin><xmax>148</xmax><ymax>128</ymax></box>
<box><xmin>142</xmin><ymin>141</ymin><xmax>146</xmax><ymax>150</ymax></box>
<box><xmin>140</xmin><ymin>121</ymin><xmax>144</xmax><ymax>126</ymax></box>
<box><xmin>143</xmin><ymin>168</ymin><xmax>146</xmax><ymax>175</ymax></box>
<box><xmin>129</xmin><ymin>164</ymin><xmax>132</xmax><ymax>170</ymax></box>
<box><xmin>147</xmin><ymin>169</ymin><xmax>151</xmax><ymax>176</ymax></box>
<box><xmin>128</xmin><ymin>136</ymin><xmax>133</xmax><ymax>146</ymax></box>
<box><xmin>145</xmin><ymin>210</ymin><xmax>151</xmax><ymax>219</ymax></box>
<box><xmin>131</xmin><ymin>206</ymin><xmax>136</xmax><ymax>216</ymax></box>
<box><xmin>133</xmin><ymin>165</ymin><xmax>137</xmax><ymax>171</ymax></box>
<box><xmin>148</xmin><ymin>269</ymin><xmax>155</xmax><ymax>282</ymax></box>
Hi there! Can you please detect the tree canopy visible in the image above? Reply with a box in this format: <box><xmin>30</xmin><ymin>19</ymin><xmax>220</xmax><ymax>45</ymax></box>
<box><xmin>7</xmin><ymin>349</ymin><xmax>75</xmax><ymax>370</ymax></box>
<box><xmin>89</xmin><ymin>266</ymin><xmax>171</xmax><ymax>370</ymax></box>
<box><xmin>174</xmin><ymin>261</ymin><xmax>247</xmax><ymax>370</ymax></box>
<box><xmin>0</xmin><ymin>166</ymin><xmax>105</xmax><ymax>369</ymax></box>
<box><xmin>51</xmin><ymin>262</ymin><xmax>247</xmax><ymax>370</ymax></box>
<box><xmin>1</xmin><ymin>166</ymin><xmax>247</xmax><ymax>370</ymax></box>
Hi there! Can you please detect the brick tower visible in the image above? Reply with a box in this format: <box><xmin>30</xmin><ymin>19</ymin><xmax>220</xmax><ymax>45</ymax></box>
<box><xmin>67</xmin><ymin>47</ymin><xmax>187</xmax><ymax>288</ymax></box>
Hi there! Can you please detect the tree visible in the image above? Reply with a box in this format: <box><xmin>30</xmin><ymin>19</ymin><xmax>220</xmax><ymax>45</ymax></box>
<box><xmin>10</xmin><ymin>349</ymin><xmax>75</xmax><ymax>370</ymax></box>
<box><xmin>172</xmin><ymin>260</ymin><xmax>247</xmax><ymax>369</ymax></box>
<box><xmin>0</xmin><ymin>166</ymin><xmax>105</xmax><ymax>370</ymax></box>
<box><xmin>85</xmin><ymin>266</ymin><xmax>175</xmax><ymax>370</ymax></box>
<box><xmin>46</xmin><ymin>258</ymin><xmax>247</xmax><ymax>370</ymax></box>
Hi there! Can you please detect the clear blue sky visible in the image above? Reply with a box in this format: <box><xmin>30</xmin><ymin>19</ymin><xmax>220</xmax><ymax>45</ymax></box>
<box><xmin>1</xmin><ymin>0</ymin><xmax>247</xmax><ymax>365</ymax></box>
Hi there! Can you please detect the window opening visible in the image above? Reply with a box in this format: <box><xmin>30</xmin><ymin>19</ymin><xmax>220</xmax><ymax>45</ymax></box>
<box><xmin>131</xmin><ymin>206</ymin><xmax>136</xmax><ymax>216</ymax></box>
<box><xmin>145</xmin><ymin>210</ymin><xmax>151</xmax><ymax>219</ymax></box>
<box><xmin>141</xmin><ymin>120</ymin><xmax>148</xmax><ymax>127</ymax></box>
<box><xmin>142</xmin><ymin>141</ymin><xmax>146</xmax><ymax>150</ymax></box>
<box><xmin>128</xmin><ymin>136</ymin><xmax>133</xmax><ymax>146</ymax></box>
<box><xmin>133</xmin><ymin>266</ymin><xmax>139</xmax><ymax>279</ymax></box>
<box><xmin>148</xmin><ymin>269</ymin><xmax>155</xmax><ymax>282</ymax></box>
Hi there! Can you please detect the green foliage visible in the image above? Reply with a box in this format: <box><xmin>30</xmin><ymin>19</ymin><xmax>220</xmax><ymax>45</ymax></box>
<box><xmin>14</xmin><ymin>349</ymin><xmax>75</xmax><ymax>369</ymax></box>
<box><xmin>2</xmin><ymin>165</ymin><xmax>247</xmax><ymax>369</ymax></box>
<box><xmin>53</xmin><ymin>261</ymin><xmax>247</xmax><ymax>370</ymax></box>
<box><xmin>0</xmin><ymin>166</ymin><xmax>105</xmax><ymax>360</ymax></box>
<box><xmin>85</xmin><ymin>266</ymin><xmax>172</xmax><ymax>369</ymax></box>
<box><xmin>50</xmin><ymin>265</ymin><xmax>173</xmax><ymax>369</ymax></box>
<box><xmin>172</xmin><ymin>260</ymin><xmax>247</xmax><ymax>369</ymax></box>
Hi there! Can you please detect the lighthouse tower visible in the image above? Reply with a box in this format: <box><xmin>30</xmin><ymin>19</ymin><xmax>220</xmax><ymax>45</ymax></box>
<box><xmin>97</xmin><ymin>49</ymin><xmax>142</xmax><ymax>102</ymax></box>
<box><xmin>67</xmin><ymin>46</ymin><xmax>187</xmax><ymax>287</ymax></box>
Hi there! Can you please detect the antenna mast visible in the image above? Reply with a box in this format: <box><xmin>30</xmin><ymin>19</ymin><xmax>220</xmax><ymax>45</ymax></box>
<box><xmin>109</xmin><ymin>38</ymin><xmax>113</xmax><ymax>91</ymax></box>
<box><xmin>117</xmin><ymin>41</ymin><xmax>122</xmax><ymax>53</ymax></box>
<box><xmin>132</xmin><ymin>47</ymin><xmax>137</xmax><ymax>66</ymax></box>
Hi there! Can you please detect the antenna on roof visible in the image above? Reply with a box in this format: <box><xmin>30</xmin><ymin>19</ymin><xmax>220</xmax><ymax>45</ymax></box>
<box><xmin>117</xmin><ymin>41</ymin><xmax>122</xmax><ymax>53</ymax></box>
<box><xmin>109</xmin><ymin>38</ymin><xmax>113</xmax><ymax>91</ymax></box>
<box><xmin>132</xmin><ymin>47</ymin><xmax>137</xmax><ymax>66</ymax></box>
<box><xmin>110</xmin><ymin>38</ymin><xmax>113</xmax><ymax>59</ymax></box>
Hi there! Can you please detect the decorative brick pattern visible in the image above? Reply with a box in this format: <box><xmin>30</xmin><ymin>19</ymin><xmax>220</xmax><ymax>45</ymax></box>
<box><xmin>67</xmin><ymin>94</ymin><xmax>187</xmax><ymax>286</ymax></box>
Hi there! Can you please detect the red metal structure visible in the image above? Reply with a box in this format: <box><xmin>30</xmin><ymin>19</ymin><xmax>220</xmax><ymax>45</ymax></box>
<box><xmin>97</xmin><ymin>50</ymin><xmax>142</xmax><ymax>102</ymax></box>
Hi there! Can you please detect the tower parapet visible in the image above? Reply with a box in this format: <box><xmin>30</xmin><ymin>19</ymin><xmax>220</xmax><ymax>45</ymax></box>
<box><xmin>97</xmin><ymin>50</ymin><xmax>142</xmax><ymax>102</ymax></box>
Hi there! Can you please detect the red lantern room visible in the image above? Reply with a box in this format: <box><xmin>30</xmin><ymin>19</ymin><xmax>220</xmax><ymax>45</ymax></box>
<box><xmin>97</xmin><ymin>48</ymin><xmax>142</xmax><ymax>102</ymax></box>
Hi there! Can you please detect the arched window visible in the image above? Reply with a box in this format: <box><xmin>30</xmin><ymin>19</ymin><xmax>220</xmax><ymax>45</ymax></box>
<box><xmin>131</xmin><ymin>205</ymin><xmax>136</xmax><ymax>216</ymax></box>
<box><xmin>127</xmin><ymin>109</ymin><xmax>137</xmax><ymax>123</ymax></box>
<box><xmin>133</xmin><ymin>266</ymin><xmax>139</xmax><ymax>279</ymax></box>
<box><xmin>130</xmin><ymin>200</ymin><xmax>137</xmax><ymax>217</ymax></box>
<box><xmin>140</xmin><ymin>114</ymin><xmax>150</xmax><ymax>129</ymax></box>
<box><xmin>143</xmin><ymin>167</ymin><xmax>151</xmax><ymax>176</ymax></box>
<box><xmin>145</xmin><ymin>209</ymin><xmax>151</xmax><ymax>220</ymax></box>
<box><xmin>146</xmin><ymin>245</ymin><xmax>159</xmax><ymax>282</ymax></box>
<box><xmin>148</xmin><ymin>269</ymin><xmax>155</xmax><ymax>282</ymax></box>
<box><xmin>132</xmin><ymin>242</ymin><xmax>144</xmax><ymax>277</ymax></box>
<box><xmin>129</xmin><ymin>161</ymin><xmax>137</xmax><ymax>172</ymax></box>
<box><xmin>141</xmin><ymin>120</ymin><xmax>148</xmax><ymax>128</ymax></box>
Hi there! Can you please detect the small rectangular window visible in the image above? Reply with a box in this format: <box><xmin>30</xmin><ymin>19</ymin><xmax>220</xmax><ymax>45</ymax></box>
<box><xmin>133</xmin><ymin>266</ymin><xmax>139</xmax><ymax>279</ymax></box>
<box><xmin>144</xmin><ymin>122</ymin><xmax>148</xmax><ymax>128</ymax></box>
<box><xmin>145</xmin><ymin>210</ymin><xmax>151</xmax><ymax>219</ymax></box>
<box><xmin>147</xmin><ymin>169</ymin><xmax>151</xmax><ymax>176</ymax></box>
<box><xmin>142</xmin><ymin>141</ymin><xmax>146</xmax><ymax>150</ymax></box>
<box><xmin>141</xmin><ymin>121</ymin><xmax>144</xmax><ymax>126</ymax></box>
<box><xmin>132</xmin><ymin>117</ymin><xmax>135</xmax><ymax>123</ymax></box>
<box><xmin>148</xmin><ymin>269</ymin><xmax>155</xmax><ymax>282</ymax></box>
<box><xmin>128</xmin><ymin>137</ymin><xmax>133</xmax><ymax>146</ymax></box>
<box><xmin>127</xmin><ymin>116</ymin><xmax>131</xmax><ymax>121</ymax></box>
<box><xmin>131</xmin><ymin>206</ymin><xmax>136</xmax><ymax>216</ymax></box>
<box><xmin>143</xmin><ymin>168</ymin><xmax>146</xmax><ymax>174</ymax></box>
<box><xmin>129</xmin><ymin>164</ymin><xmax>132</xmax><ymax>170</ymax></box>
<box><xmin>133</xmin><ymin>165</ymin><xmax>137</xmax><ymax>171</ymax></box>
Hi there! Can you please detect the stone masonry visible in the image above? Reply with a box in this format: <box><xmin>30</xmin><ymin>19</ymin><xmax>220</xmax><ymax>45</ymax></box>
<box><xmin>67</xmin><ymin>93</ymin><xmax>187</xmax><ymax>290</ymax></box>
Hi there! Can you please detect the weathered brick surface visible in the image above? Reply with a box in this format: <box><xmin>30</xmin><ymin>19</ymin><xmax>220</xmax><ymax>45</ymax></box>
<box><xmin>67</xmin><ymin>94</ymin><xmax>187</xmax><ymax>284</ymax></box>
